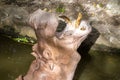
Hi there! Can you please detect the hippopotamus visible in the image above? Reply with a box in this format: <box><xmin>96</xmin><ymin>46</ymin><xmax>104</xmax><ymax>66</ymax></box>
<box><xmin>16</xmin><ymin>9</ymin><xmax>91</xmax><ymax>80</ymax></box>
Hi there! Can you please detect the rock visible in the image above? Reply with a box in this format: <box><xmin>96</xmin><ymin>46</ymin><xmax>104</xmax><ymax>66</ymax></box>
<box><xmin>106</xmin><ymin>0</ymin><xmax>120</xmax><ymax>16</ymax></box>
<box><xmin>59</xmin><ymin>0</ymin><xmax>78</xmax><ymax>3</ymax></box>
<box><xmin>0</xmin><ymin>5</ymin><xmax>36</xmax><ymax>39</ymax></box>
<box><xmin>0</xmin><ymin>0</ymin><xmax>120</xmax><ymax>51</ymax></box>
<box><xmin>89</xmin><ymin>15</ymin><xmax>120</xmax><ymax>49</ymax></box>
<box><xmin>79</xmin><ymin>0</ymin><xmax>120</xmax><ymax>50</ymax></box>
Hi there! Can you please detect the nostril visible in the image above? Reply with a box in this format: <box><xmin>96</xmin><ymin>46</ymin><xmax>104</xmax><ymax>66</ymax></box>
<box><xmin>80</xmin><ymin>27</ymin><xmax>86</xmax><ymax>31</ymax></box>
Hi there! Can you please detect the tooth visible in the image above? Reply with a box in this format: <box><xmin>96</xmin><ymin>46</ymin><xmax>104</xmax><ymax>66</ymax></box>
<box><xmin>59</xmin><ymin>15</ymin><xmax>71</xmax><ymax>23</ymax></box>
<box><xmin>49</xmin><ymin>62</ymin><xmax>54</xmax><ymax>70</ymax></box>
<box><xmin>75</xmin><ymin>13</ymin><xmax>82</xmax><ymax>28</ymax></box>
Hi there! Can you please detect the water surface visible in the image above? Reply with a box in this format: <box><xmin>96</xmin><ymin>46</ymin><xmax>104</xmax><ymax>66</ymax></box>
<box><xmin>0</xmin><ymin>35</ymin><xmax>34</xmax><ymax>80</ymax></box>
<box><xmin>74</xmin><ymin>50</ymin><xmax>120</xmax><ymax>80</ymax></box>
<box><xmin>0</xmin><ymin>35</ymin><xmax>120</xmax><ymax>80</ymax></box>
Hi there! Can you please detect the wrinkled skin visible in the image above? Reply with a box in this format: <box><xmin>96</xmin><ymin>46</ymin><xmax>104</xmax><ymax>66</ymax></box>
<box><xmin>16</xmin><ymin>9</ymin><xmax>91</xmax><ymax>80</ymax></box>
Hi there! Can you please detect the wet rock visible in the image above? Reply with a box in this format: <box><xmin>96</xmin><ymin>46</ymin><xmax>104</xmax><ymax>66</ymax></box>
<box><xmin>79</xmin><ymin>0</ymin><xmax>120</xmax><ymax>49</ymax></box>
<box><xmin>90</xmin><ymin>16</ymin><xmax>120</xmax><ymax>49</ymax></box>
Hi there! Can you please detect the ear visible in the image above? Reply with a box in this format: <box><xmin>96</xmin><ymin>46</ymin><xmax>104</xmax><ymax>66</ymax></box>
<box><xmin>15</xmin><ymin>75</ymin><xmax>23</xmax><ymax>80</ymax></box>
<box><xmin>43</xmin><ymin>49</ymin><xmax>52</xmax><ymax>60</ymax></box>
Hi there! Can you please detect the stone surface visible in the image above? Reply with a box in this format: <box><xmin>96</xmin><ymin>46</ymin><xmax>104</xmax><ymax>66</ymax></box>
<box><xmin>106</xmin><ymin>0</ymin><xmax>120</xmax><ymax>16</ymax></box>
<box><xmin>0</xmin><ymin>5</ymin><xmax>36</xmax><ymax>39</ymax></box>
<box><xmin>78</xmin><ymin>0</ymin><xmax>120</xmax><ymax>49</ymax></box>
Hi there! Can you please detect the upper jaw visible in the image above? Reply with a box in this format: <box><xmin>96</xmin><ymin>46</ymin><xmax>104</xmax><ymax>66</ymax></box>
<box><xmin>56</xmin><ymin>13</ymin><xmax>92</xmax><ymax>49</ymax></box>
<box><xmin>55</xmin><ymin>20</ymin><xmax>92</xmax><ymax>48</ymax></box>
<box><xmin>61</xmin><ymin>20</ymin><xmax>92</xmax><ymax>39</ymax></box>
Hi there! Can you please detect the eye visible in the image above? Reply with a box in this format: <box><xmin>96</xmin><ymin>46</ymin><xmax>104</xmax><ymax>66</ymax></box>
<box><xmin>80</xmin><ymin>27</ymin><xmax>86</xmax><ymax>31</ymax></box>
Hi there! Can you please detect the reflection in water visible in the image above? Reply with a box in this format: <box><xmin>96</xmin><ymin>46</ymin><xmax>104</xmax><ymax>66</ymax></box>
<box><xmin>0</xmin><ymin>35</ymin><xmax>34</xmax><ymax>80</ymax></box>
<box><xmin>0</xmin><ymin>35</ymin><xmax>120</xmax><ymax>80</ymax></box>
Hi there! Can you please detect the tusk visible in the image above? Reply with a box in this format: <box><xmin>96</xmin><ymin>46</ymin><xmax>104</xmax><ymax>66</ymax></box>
<box><xmin>75</xmin><ymin>13</ymin><xmax>82</xmax><ymax>28</ymax></box>
<box><xmin>59</xmin><ymin>15</ymin><xmax>71</xmax><ymax>23</ymax></box>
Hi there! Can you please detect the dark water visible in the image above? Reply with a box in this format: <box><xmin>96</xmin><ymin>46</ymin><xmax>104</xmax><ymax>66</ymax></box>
<box><xmin>74</xmin><ymin>50</ymin><xmax>120</xmax><ymax>80</ymax></box>
<box><xmin>0</xmin><ymin>35</ymin><xmax>120</xmax><ymax>80</ymax></box>
<box><xmin>0</xmin><ymin>35</ymin><xmax>34</xmax><ymax>80</ymax></box>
